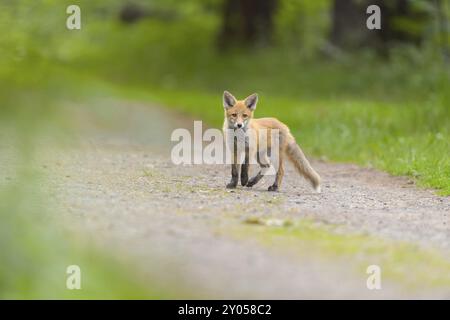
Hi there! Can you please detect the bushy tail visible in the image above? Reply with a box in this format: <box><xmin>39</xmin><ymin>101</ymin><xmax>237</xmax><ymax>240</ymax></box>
<box><xmin>285</xmin><ymin>141</ymin><xmax>321</xmax><ymax>192</ymax></box>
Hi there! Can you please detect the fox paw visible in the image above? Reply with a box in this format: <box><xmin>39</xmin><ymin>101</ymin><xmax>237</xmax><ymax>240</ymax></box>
<box><xmin>241</xmin><ymin>177</ymin><xmax>248</xmax><ymax>186</ymax></box>
<box><xmin>268</xmin><ymin>185</ymin><xmax>278</xmax><ymax>192</ymax></box>
<box><xmin>246</xmin><ymin>181</ymin><xmax>256</xmax><ymax>188</ymax></box>
<box><xmin>226</xmin><ymin>182</ymin><xmax>237</xmax><ymax>189</ymax></box>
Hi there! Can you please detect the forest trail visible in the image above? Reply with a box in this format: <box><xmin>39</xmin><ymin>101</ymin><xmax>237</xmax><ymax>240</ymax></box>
<box><xmin>42</xmin><ymin>100</ymin><xmax>450</xmax><ymax>299</ymax></box>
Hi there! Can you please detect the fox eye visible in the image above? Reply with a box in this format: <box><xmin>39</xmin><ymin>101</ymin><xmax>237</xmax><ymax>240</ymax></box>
<box><xmin>231</xmin><ymin>113</ymin><xmax>237</xmax><ymax>117</ymax></box>
<box><xmin>242</xmin><ymin>114</ymin><xmax>248</xmax><ymax>118</ymax></box>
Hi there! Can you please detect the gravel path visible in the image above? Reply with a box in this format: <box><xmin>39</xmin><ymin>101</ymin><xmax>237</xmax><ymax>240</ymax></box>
<box><xmin>43</xmin><ymin>100</ymin><xmax>449</xmax><ymax>299</ymax></box>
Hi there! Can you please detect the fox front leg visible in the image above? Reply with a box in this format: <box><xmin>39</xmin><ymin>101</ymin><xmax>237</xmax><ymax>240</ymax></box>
<box><xmin>227</xmin><ymin>136</ymin><xmax>241</xmax><ymax>189</ymax></box>
<box><xmin>240</xmin><ymin>162</ymin><xmax>249</xmax><ymax>186</ymax></box>
<box><xmin>240</xmin><ymin>142</ymin><xmax>249</xmax><ymax>186</ymax></box>
<box><xmin>226</xmin><ymin>163</ymin><xmax>239</xmax><ymax>189</ymax></box>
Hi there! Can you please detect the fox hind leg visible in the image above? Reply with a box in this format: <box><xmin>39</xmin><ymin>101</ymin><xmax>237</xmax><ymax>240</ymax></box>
<box><xmin>268</xmin><ymin>155</ymin><xmax>284</xmax><ymax>191</ymax></box>
<box><xmin>246</xmin><ymin>152</ymin><xmax>270</xmax><ymax>188</ymax></box>
<box><xmin>245</xmin><ymin>166</ymin><xmax>267</xmax><ymax>187</ymax></box>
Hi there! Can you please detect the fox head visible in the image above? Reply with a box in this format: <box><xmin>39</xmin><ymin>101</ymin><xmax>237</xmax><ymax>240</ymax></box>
<box><xmin>223</xmin><ymin>91</ymin><xmax>258</xmax><ymax>130</ymax></box>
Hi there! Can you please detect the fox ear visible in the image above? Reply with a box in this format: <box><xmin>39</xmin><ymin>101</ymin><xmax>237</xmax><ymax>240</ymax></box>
<box><xmin>223</xmin><ymin>91</ymin><xmax>236</xmax><ymax>109</ymax></box>
<box><xmin>244</xmin><ymin>93</ymin><xmax>258</xmax><ymax>110</ymax></box>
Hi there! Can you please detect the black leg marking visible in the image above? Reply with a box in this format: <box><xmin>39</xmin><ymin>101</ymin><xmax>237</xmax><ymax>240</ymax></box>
<box><xmin>246</xmin><ymin>171</ymin><xmax>263</xmax><ymax>187</ymax></box>
<box><xmin>227</xmin><ymin>164</ymin><xmax>239</xmax><ymax>188</ymax></box>
<box><xmin>240</xmin><ymin>164</ymin><xmax>249</xmax><ymax>186</ymax></box>
<box><xmin>227</xmin><ymin>136</ymin><xmax>239</xmax><ymax>189</ymax></box>
<box><xmin>240</xmin><ymin>140</ymin><xmax>249</xmax><ymax>186</ymax></box>
<box><xmin>246</xmin><ymin>151</ymin><xmax>270</xmax><ymax>188</ymax></box>
<box><xmin>269</xmin><ymin>154</ymin><xmax>283</xmax><ymax>192</ymax></box>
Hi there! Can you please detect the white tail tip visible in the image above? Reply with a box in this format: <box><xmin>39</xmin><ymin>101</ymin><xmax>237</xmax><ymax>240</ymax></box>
<box><xmin>315</xmin><ymin>185</ymin><xmax>321</xmax><ymax>193</ymax></box>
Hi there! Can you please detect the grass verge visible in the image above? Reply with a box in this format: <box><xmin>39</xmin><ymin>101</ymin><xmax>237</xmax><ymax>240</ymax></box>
<box><xmin>232</xmin><ymin>218</ymin><xmax>450</xmax><ymax>290</ymax></box>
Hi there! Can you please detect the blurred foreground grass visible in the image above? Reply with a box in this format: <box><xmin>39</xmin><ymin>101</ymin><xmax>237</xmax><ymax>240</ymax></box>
<box><xmin>0</xmin><ymin>77</ymin><xmax>180</xmax><ymax>299</ymax></box>
<box><xmin>0</xmin><ymin>154</ymin><xmax>174</xmax><ymax>299</ymax></box>
<box><xmin>234</xmin><ymin>219</ymin><xmax>450</xmax><ymax>290</ymax></box>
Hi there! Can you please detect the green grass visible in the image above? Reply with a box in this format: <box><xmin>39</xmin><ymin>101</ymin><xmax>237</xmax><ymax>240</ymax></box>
<box><xmin>233</xmin><ymin>218</ymin><xmax>450</xmax><ymax>289</ymax></box>
<box><xmin>115</xmin><ymin>85</ymin><xmax>450</xmax><ymax>195</ymax></box>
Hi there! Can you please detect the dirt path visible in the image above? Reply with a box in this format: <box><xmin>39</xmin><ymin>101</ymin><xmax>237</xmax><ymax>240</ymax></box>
<box><xmin>43</xmin><ymin>100</ymin><xmax>449</xmax><ymax>299</ymax></box>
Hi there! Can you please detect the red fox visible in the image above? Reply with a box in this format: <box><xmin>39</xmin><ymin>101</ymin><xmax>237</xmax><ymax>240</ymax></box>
<box><xmin>222</xmin><ymin>91</ymin><xmax>321</xmax><ymax>192</ymax></box>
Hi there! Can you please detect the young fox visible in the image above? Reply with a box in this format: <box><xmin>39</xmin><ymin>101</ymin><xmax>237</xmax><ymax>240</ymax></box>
<box><xmin>222</xmin><ymin>91</ymin><xmax>321</xmax><ymax>192</ymax></box>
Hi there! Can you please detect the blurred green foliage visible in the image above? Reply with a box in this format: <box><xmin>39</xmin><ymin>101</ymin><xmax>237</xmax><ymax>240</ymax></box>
<box><xmin>0</xmin><ymin>0</ymin><xmax>448</xmax><ymax>298</ymax></box>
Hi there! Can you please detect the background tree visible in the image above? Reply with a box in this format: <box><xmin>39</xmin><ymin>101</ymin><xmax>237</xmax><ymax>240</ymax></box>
<box><xmin>329</xmin><ymin>0</ymin><xmax>433</xmax><ymax>54</ymax></box>
<box><xmin>217</xmin><ymin>0</ymin><xmax>278</xmax><ymax>49</ymax></box>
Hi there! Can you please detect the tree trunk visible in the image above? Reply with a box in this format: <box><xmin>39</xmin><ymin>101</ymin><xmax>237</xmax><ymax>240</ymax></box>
<box><xmin>217</xmin><ymin>0</ymin><xmax>278</xmax><ymax>50</ymax></box>
<box><xmin>435</xmin><ymin>0</ymin><xmax>449</xmax><ymax>64</ymax></box>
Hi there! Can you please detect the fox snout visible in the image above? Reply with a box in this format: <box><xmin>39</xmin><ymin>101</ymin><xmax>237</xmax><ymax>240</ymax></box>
<box><xmin>226</xmin><ymin>113</ymin><xmax>247</xmax><ymax>130</ymax></box>
<box><xmin>231</xmin><ymin>118</ymin><xmax>244</xmax><ymax>129</ymax></box>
